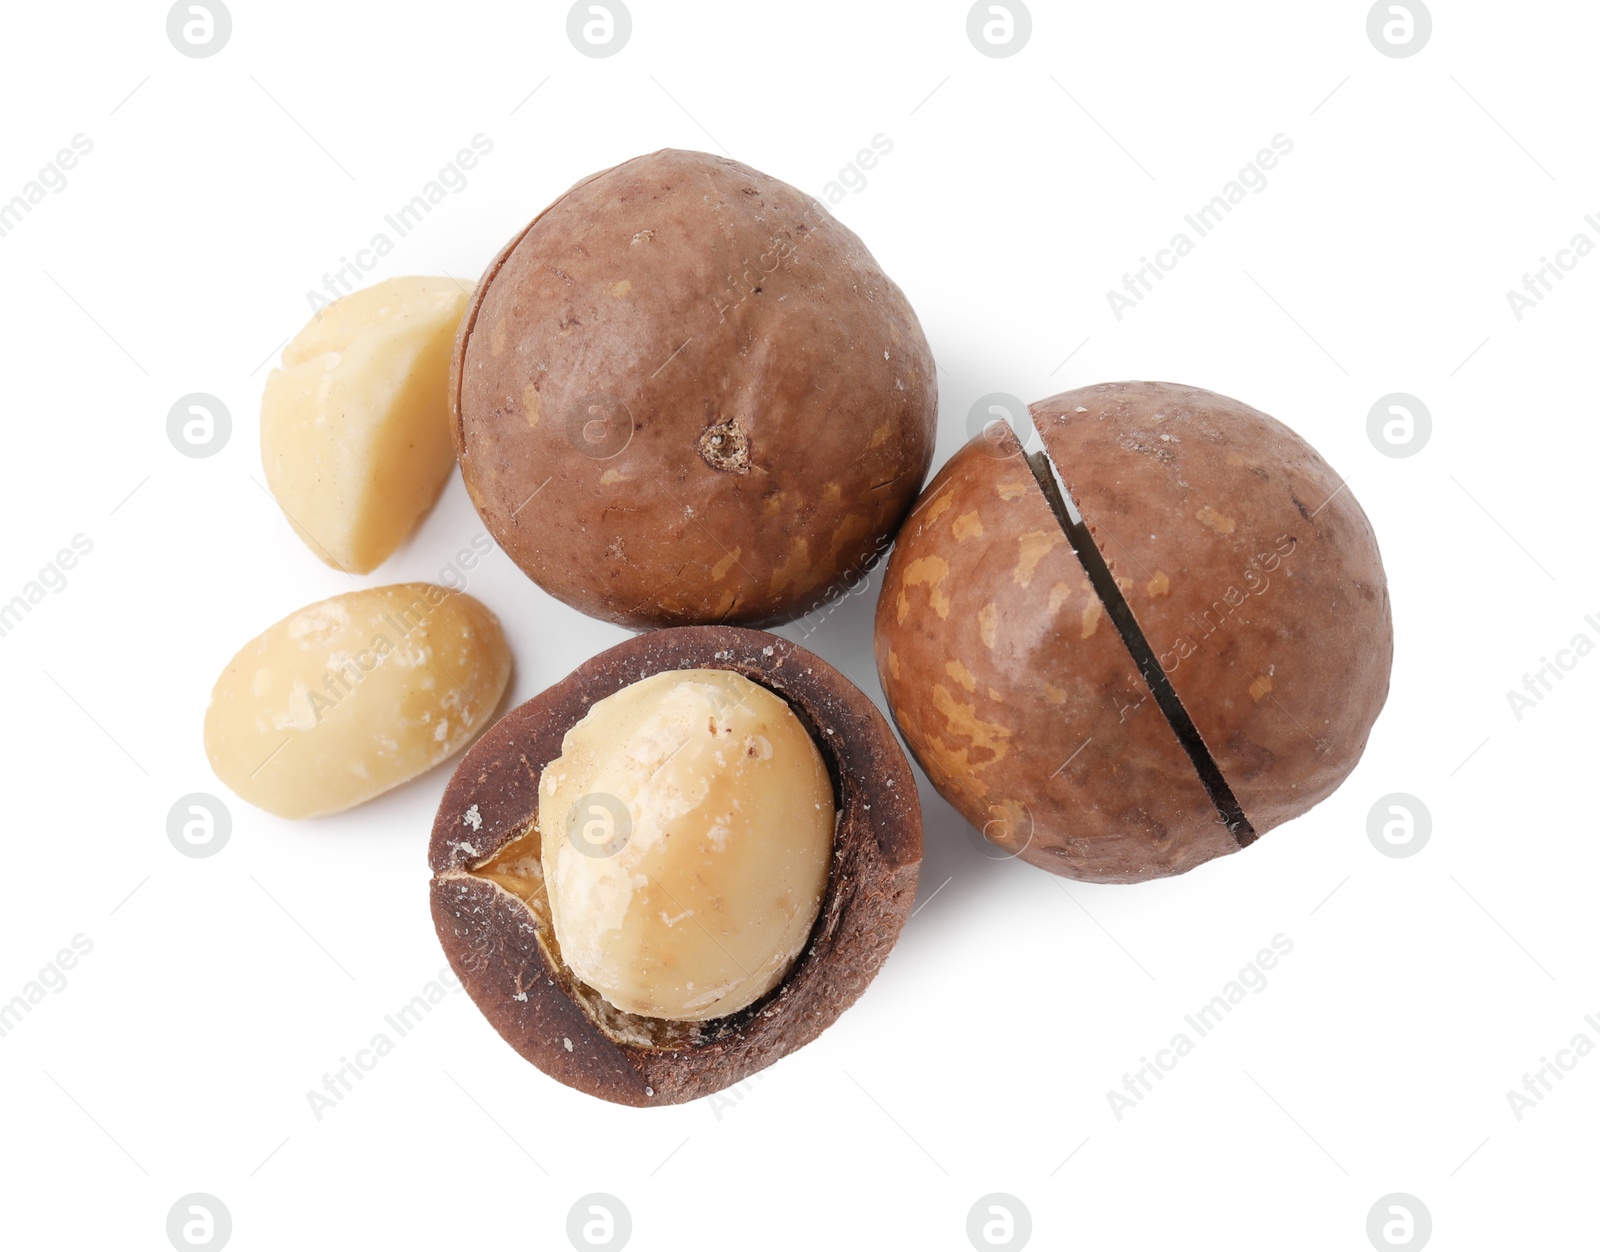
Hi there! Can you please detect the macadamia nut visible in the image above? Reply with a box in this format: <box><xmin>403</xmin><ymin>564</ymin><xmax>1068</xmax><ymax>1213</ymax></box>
<box><xmin>539</xmin><ymin>669</ymin><xmax>835</xmax><ymax>1021</ymax></box>
<box><xmin>430</xmin><ymin>626</ymin><xmax>921</xmax><ymax>1106</ymax></box>
<box><xmin>876</xmin><ymin>382</ymin><xmax>1392</xmax><ymax>883</ymax></box>
<box><xmin>452</xmin><ymin>149</ymin><xmax>937</xmax><ymax>628</ymax></box>
<box><xmin>262</xmin><ymin>277</ymin><xmax>468</xmax><ymax>573</ymax></box>
<box><xmin>204</xmin><ymin>583</ymin><xmax>510</xmax><ymax>819</ymax></box>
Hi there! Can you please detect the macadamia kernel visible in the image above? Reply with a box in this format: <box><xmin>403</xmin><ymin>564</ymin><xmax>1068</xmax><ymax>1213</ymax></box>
<box><xmin>204</xmin><ymin>584</ymin><xmax>510</xmax><ymax>819</ymax></box>
<box><xmin>261</xmin><ymin>277</ymin><xmax>468</xmax><ymax>574</ymax></box>
<box><xmin>540</xmin><ymin>669</ymin><xmax>835</xmax><ymax>1022</ymax></box>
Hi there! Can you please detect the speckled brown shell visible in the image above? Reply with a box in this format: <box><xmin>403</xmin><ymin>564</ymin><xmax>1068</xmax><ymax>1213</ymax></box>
<box><xmin>874</xmin><ymin>429</ymin><xmax>1236</xmax><ymax>883</ymax></box>
<box><xmin>429</xmin><ymin>626</ymin><xmax>921</xmax><ymax>1106</ymax></box>
<box><xmin>1032</xmin><ymin>381</ymin><xmax>1392</xmax><ymax>835</ymax></box>
<box><xmin>451</xmin><ymin>149</ymin><xmax>938</xmax><ymax>629</ymax></box>
<box><xmin>874</xmin><ymin>383</ymin><xmax>1392</xmax><ymax>883</ymax></box>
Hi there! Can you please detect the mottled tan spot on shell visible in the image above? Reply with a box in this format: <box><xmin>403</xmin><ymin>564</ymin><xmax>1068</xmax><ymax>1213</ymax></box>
<box><xmin>1043</xmin><ymin>683</ymin><xmax>1067</xmax><ymax>706</ymax></box>
<box><xmin>1014</xmin><ymin>530</ymin><xmax>1060</xmax><ymax>587</ymax></box>
<box><xmin>828</xmin><ymin>512</ymin><xmax>869</xmax><ymax>559</ymax></box>
<box><xmin>1047</xmin><ymin>582</ymin><xmax>1073</xmax><ymax>615</ymax></box>
<box><xmin>923</xmin><ymin>494</ymin><xmax>954</xmax><ymax>526</ymax></box>
<box><xmin>920</xmin><ymin>732</ymin><xmax>989</xmax><ymax>801</ymax></box>
<box><xmin>996</xmin><ymin>480</ymin><xmax>1029</xmax><ymax>501</ymax></box>
<box><xmin>768</xmin><ymin>536</ymin><xmax>811</xmax><ymax>594</ymax></box>
<box><xmin>869</xmin><ymin>422</ymin><xmax>892</xmax><ymax>449</ymax></box>
<box><xmin>899</xmin><ymin>556</ymin><xmax>952</xmax><ymax>620</ymax></box>
<box><xmin>523</xmin><ymin>384</ymin><xmax>541</xmax><ymax>428</ymax></box>
<box><xmin>762</xmin><ymin>492</ymin><xmax>787</xmax><ymax>519</ymax></box>
<box><xmin>952</xmin><ymin>511</ymin><xmax>984</xmax><ymax>541</ymax></box>
<box><xmin>711</xmin><ymin>547</ymin><xmax>742</xmax><ymax>581</ymax></box>
<box><xmin>978</xmin><ymin>603</ymin><xmax>999</xmax><ymax>650</ymax></box>
<box><xmin>1249</xmin><ymin>674</ymin><xmax>1273</xmax><ymax>702</ymax></box>
<box><xmin>945</xmin><ymin>660</ymin><xmax>977</xmax><ymax>692</ymax></box>
<box><xmin>822</xmin><ymin>482</ymin><xmax>843</xmax><ymax>505</ymax></box>
<box><xmin>1226</xmin><ymin>451</ymin><xmax>1254</xmax><ymax>468</ymax></box>
<box><xmin>1081</xmin><ymin>599</ymin><xmax>1103</xmax><ymax>639</ymax></box>
<box><xmin>987</xmin><ymin>687</ymin><xmax>1003</xmax><ymax>702</ymax></box>
<box><xmin>599</xmin><ymin>469</ymin><xmax>623</xmax><ymax>485</ymax></box>
<box><xmin>1196</xmin><ymin>506</ymin><xmax>1236</xmax><ymax>535</ymax></box>
<box><xmin>490</xmin><ymin>321</ymin><xmax>508</xmax><ymax>357</ymax></box>
<box><xmin>930</xmin><ymin>684</ymin><xmax>1012</xmax><ymax>774</ymax></box>
<box><xmin>609</xmin><ymin>279</ymin><xmax>632</xmax><ymax>297</ymax></box>
<box><xmin>887</xmin><ymin>649</ymin><xmax>901</xmax><ymax>681</ymax></box>
<box><xmin>1147</xmin><ymin>570</ymin><xmax>1170</xmax><ymax>597</ymax></box>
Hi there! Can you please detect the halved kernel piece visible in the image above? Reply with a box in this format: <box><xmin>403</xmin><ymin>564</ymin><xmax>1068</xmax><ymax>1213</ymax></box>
<box><xmin>261</xmin><ymin>277</ymin><xmax>469</xmax><ymax>574</ymax></box>
<box><xmin>204</xmin><ymin>584</ymin><xmax>511</xmax><ymax>820</ymax></box>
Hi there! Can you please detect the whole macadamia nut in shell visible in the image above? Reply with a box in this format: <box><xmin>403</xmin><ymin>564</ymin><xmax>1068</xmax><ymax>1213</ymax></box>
<box><xmin>875</xmin><ymin>382</ymin><xmax>1392</xmax><ymax>883</ymax></box>
<box><xmin>452</xmin><ymin>149</ymin><xmax>938</xmax><ymax>629</ymax></box>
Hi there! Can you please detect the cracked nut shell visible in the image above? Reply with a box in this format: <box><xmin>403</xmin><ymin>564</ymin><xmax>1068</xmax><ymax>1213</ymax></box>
<box><xmin>876</xmin><ymin>382</ymin><xmax>1392</xmax><ymax>883</ymax></box>
<box><xmin>429</xmin><ymin>626</ymin><xmax>922</xmax><ymax>1106</ymax></box>
<box><xmin>451</xmin><ymin>149</ymin><xmax>938</xmax><ymax>629</ymax></box>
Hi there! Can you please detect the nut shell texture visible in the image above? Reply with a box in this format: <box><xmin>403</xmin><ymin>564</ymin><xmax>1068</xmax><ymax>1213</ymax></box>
<box><xmin>452</xmin><ymin>149</ymin><xmax>938</xmax><ymax>629</ymax></box>
<box><xmin>875</xmin><ymin>430</ymin><xmax>1233</xmax><ymax>882</ymax></box>
<box><xmin>875</xmin><ymin>384</ymin><xmax>1392</xmax><ymax>883</ymax></box>
<box><xmin>429</xmin><ymin>626</ymin><xmax>921</xmax><ymax>1106</ymax></box>
<box><xmin>1033</xmin><ymin>382</ymin><xmax>1392</xmax><ymax>836</ymax></box>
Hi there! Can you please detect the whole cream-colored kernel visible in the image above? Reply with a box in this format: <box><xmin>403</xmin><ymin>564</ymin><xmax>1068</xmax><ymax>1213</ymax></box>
<box><xmin>203</xmin><ymin>584</ymin><xmax>510</xmax><ymax>819</ymax></box>
<box><xmin>261</xmin><ymin>277</ymin><xmax>468</xmax><ymax>574</ymax></box>
<box><xmin>540</xmin><ymin>669</ymin><xmax>835</xmax><ymax>1022</ymax></box>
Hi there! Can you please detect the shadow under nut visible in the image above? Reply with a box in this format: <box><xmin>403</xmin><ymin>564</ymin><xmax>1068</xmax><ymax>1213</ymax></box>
<box><xmin>428</xmin><ymin>626</ymin><xmax>922</xmax><ymax>1106</ymax></box>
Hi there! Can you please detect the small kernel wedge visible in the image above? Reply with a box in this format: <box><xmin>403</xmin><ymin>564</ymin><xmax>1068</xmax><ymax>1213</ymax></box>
<box><xmin>261</xmin><ymin>277</ymin><xmax>469</xmax><ymax>574</ymax></box>
<box><xmin>204</xmin><ymin>584</ymin><xmax>511</xmax><ymax>820</ymax></box>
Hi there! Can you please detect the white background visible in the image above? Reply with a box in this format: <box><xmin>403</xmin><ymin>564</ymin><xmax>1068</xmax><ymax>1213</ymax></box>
<box><xmin>1</xmin><ymin>2</ymin><xmax>1595</xmax><ymax>1249</ymax></box>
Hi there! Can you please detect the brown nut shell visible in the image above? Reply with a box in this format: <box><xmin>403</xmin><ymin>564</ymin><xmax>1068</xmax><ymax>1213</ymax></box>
<box><xmin>429</xmin><ymin>626</ymin><xmax>921</xmax><ymax>1106</ymax></box>
<box><xmin>1032</xmin><ymin>382</ymin><xmax>1392</xmax><ymax>835</ymax></box>
<box><xmin>874</xmin><ymin>429</ymin><xmax>1235</xmax><ymax>883</ymax></box>
<box><xmin>875</xmin><ymin>383</ymin><xmax>1392</xmax><ymax>884</ymax></box>
<box><xmin>451</xmin><ymin>149</ymin><xmax>938</xmax><ymax>629</ymax></box>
